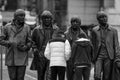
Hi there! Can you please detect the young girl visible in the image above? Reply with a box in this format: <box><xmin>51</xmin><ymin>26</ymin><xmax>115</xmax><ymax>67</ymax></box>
<box><xmin>44</xmin><ymin>31</ymin><xmax>71</xmax><ymax>80</ymax></box>
<box><xmin>71</xmin><ymin>33</ymin><xmax>93</xmax><ymax>80</ymax></box>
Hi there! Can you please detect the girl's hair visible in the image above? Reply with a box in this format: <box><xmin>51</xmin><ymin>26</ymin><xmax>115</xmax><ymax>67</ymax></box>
<box><xmin>77</xmin><ymin>33</ymin><xmax>87</xmax><ymax>38</ymax></box>
<box><xmin>52</xmin><ymin>30</ymin><xmax>65</xmax><ymax>39</ymax></box>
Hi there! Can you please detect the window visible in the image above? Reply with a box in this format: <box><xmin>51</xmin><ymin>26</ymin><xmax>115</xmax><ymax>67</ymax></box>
<box><xmin>6</xmin><ymin>0</ymin><xmax>17</xmax><ymax>11</ymax></box>
<box><xmin>104</xmin><ymin>0</ymin><xmax>115</xmax><ymax>8</ymax></box>
<box><xmin>54</xmin><ymin>0</ymin><xmax>67</xmax><ymax>26</ymax></box>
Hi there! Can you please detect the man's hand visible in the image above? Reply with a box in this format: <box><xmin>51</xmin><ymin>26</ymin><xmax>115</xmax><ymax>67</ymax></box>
<box><xmin>116</xmin><ymin>61</ymin><xmax>120</xmax><ymax>68</ymax></box>
<box><xmin>7</xmin><ymin>41</ymin><xmax>16</xmax><ymax>48</ymax></box>
<box><xmin>17</xmin><ymin>43</ymin><xmax>29</xmax><ymax>52</ymax></box>
<box><xmin>33</xmin><ymin>48</ymin><xmax>38</xmax><ymax>53</ymax></box>
<box><xmin>33</xmin><ymin>48</ymin><xmax>44</xmax><ymax>57</ymax></box>
<box><xmin>33</xmin><ymin>48</ymin><xmax>39</xmax><ymax>56</ymax></box>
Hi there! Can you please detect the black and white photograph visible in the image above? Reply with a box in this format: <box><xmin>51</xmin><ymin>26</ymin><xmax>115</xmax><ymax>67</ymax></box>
<box><xmin>0</xmin><ymin>0</ymin><xmax>120</xmax><ymax>80</ymax></box>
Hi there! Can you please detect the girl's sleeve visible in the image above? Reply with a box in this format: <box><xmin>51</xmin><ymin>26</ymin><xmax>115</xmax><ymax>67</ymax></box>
<box><xmin>44</xmin><ymin>42</ymin><xmax>51</xmax><ymax>60</ymax></box>
<box><xmin>65</xmin><ymin>39</ymin><xmax>71</xmax><ymax>60</ymax></box>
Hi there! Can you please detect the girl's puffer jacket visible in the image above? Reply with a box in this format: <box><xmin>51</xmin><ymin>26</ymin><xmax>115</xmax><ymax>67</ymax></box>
<box><xmin>44</xmin><ymin>38</ymin><xmax>71</xmax><ymax>67</ymax></box>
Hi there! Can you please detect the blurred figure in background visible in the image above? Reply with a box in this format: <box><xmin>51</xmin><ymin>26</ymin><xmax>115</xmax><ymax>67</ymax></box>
<box><xmin>25</xmin><ymin>10</ymin><xmax>37</xmax><ymax>31</ymax></box>
<box><xmin>0</xmin><ymin>9</ymin><xmax>31</xmax><ymax>80</ymax></box>
<box><xmin>0</xmin><ymin>11</ymin><xmax>6</xmax><ymax>60</ymax></box>
<box><xmin>25</xmin><ymin>12</ymin><xmax>37</xmax><ymax>58</ymax></box>
<box><xmin>0</xmin><ymin>0</ymin><xmax>7</xmax><ymax>11</ymax></box>
<box><xmin>30</xmin><ymin>10</ymin><xmax>59</xmax><ymax>80</ymax></box>
<box><xmin>0</xmin><ymin>11</ymin><xmax>2</xmax><ymax>35</ymax></box>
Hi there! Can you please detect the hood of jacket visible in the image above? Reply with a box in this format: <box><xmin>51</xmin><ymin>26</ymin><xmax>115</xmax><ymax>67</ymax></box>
<box><xmin>75</xmin><ymin>38</ymin><xmax>90</xmax><ymax>47</ymax></box>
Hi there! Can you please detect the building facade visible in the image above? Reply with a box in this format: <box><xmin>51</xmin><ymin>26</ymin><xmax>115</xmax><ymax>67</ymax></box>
<box><xmin>35</xmin><ymin>0</ymin><xmax>120</xmax><ymax>27</ymax></box>
<box><xmin>0</xmin><ymin>0</ymin><xmax>120</xmax><ymax>27</ymax></box>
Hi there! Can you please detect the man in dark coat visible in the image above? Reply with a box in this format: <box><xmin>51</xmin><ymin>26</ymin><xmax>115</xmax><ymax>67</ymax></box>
<box><xmin>30</xmin><ymin>10</ymin><xmax>59</xmax><ymax>80</ymax></box>
<box><xmin>0</xmin><ymin>9</ymin><xmax>31</xmax><ymax>80</ymax></box>
<box><xmin>91</xmin><ymin>11</ymin><xmax>120</xmax><ymax>80</ymax></box>
<box><xmin>65</xmin><ymin>16</ymin><xmax>87</xmax><ymax>80</ymax></box>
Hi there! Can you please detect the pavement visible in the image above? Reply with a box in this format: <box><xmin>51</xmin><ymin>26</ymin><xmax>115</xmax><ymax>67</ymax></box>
<box><xmin>0</xmin><ymin>55</ymin><xmax>37</xmax><ymax>80</ymax></box>
<box><xmin>0</xmin><ymin>54</ymin><xmax>94</xmax><ymax>80</ymax></box>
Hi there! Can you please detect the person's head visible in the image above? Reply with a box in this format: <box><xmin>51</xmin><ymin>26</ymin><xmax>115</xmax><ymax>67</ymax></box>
<box><xmin>71</xmin><ymin>16</ymin><xmax>81</xmax><ymax>29</ymax></box>
<box><xmin>96</xmin><ymin>11</ymin><xmax>108</xmax><ymax>26</ymax></box>
<box><xmin>14</xmin><ymin>9</ymin><xmax>25</xmax><ymax>26</ymax></box>
<box><xmin>41</xmin><ymin>10</ymin><xmax>53</xmax><ymax>26</ymax></box>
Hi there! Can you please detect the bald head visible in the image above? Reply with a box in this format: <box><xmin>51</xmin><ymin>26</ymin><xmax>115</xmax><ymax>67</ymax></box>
<box><xmin>13</xmin><ymin>9</ymin><xmax>25</xmax><ymax>26</ymax></box>
<box><xmin>14</xmin><ymin>9</ymin><xmax>25</xmax><ymax>19</ymax></box>
<box><xmin>96</xmin><ymin>11</ymin><xmax>108</xmax><ymax>26</ymax></box>
<box><xmin>96</xmin><ymin>11</ymin><xmax>108</xmax><ymax>20</ymax></box>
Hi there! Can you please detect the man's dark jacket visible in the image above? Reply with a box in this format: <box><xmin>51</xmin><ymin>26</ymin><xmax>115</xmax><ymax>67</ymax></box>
<box><xmin>91</xmin><ymin>25</ymin><xmax>120</xmax><ymax>62</ymax></box>
<box><xmin>30</xmin><ymin>24</ymin><xmax>59</xmax><ymax>70</ymax></box>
